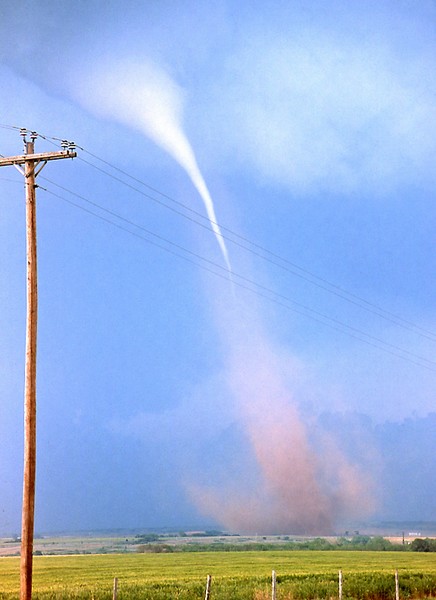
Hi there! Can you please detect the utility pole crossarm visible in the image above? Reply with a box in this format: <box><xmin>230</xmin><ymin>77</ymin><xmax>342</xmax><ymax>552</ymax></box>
<box><xmin>0</xmin><ymin>150</ymin><xmax>76</xmax><ymax>167</ymax></box>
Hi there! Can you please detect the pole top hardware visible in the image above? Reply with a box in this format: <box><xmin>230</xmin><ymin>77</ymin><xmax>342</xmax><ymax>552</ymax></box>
<box><xmin>20</xmin><ymin>128</ymin><xmax>27</xmax><ymax>148</ymax></box>
<box><xmin>61</xmin><ymin>140</ymin><xmax>76</xmax><ymax>154</ymax></box>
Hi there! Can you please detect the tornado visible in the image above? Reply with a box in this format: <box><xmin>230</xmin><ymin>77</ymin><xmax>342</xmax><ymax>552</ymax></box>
<box><xmin>72</xmin><ymin>59</ymin><xmax>231</xmax><ymax>273</ymax></box>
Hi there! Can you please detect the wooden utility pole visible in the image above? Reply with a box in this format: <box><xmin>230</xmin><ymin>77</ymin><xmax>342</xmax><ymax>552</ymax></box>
<box><xmin>0</xmin><ymin>131</ymin><xmax>76</xmax><ymax>600</ymax></box>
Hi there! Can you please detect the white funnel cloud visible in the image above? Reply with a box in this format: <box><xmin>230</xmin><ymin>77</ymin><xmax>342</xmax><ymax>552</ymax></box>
<box><xmin>72</xmin><ymin>59</ymin><xmax>231</xmax><ymax>272</ymax></box>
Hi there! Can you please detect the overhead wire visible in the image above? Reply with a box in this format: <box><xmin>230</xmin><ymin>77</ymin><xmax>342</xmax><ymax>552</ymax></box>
<box><xmin>79</xmin><ymin>150</ymin><xmax>436</xmax><ymax>341</ymax></box>
<box><xmin>5</xmin><ymin>124</ymin><xmax>435</xmax><ymax>341</ymax></box>
<box><xmin>0</xmin><ymin>123</ymin><xmax>21</xmax><ymax>131</ymax></box>
<box><xmin>2</xmin><ymin>125</ymin><xmax>435</xmax><ymax>354</ymax></box>
<box><xmin>57</xmin><ymin>142</ymin><xmax>436</xmax><ymax>342</ymax></box>
<box><xmin>0</xmin><ymin>176</ymin><xmax>23</xmax><ymax>184</ymax></box>
<box><xmin>36</xmin><ymin>176</ymin><xmax>436</xmax><ymax>372</ymax></box>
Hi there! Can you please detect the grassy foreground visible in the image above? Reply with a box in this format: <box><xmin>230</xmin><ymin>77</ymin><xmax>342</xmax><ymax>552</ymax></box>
<box><xmin>0</xmin><ymin>551</ymin><xmax>435</xmax><ymax>599</ymax></box>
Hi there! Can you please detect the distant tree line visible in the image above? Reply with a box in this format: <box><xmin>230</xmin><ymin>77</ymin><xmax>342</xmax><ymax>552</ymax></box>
<box><xmin>134</xmin><ymin>536</ymin><xmax>398</xmax><ymax>553</ymax></box>
<box><xmin>135</xmin><ymin>535</ymin><xmax>436</xmax><ymax>554</ymax></box>
<box><xmin>410</xmin><ymin>538</ymin><xmax>436</xmax><ymax>552</ymax></box>
<box><xmin>134</xmin><ymin>533</ymin><xmax>161</xmax><ymax>543</ymax></box>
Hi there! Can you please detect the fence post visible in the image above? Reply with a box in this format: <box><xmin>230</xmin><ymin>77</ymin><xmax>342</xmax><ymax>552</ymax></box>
<box><xmin>205</xmin><ymin>574</ymin><xmax>212</xmax><ymax>600</ymax></box>
<box><xmin>113</xmin><ymin>577</ymin><xmax>118</xmax><ymax>600</ymax></box>
<box><xmin>272</xmin><ymin>570</ymin><xmax>277</xmax><ymax>600</ymax></box>
<box><xmin>339</xmin><ymin>570</ymin><xmax>342</xmax><ymax>600</ymax></box>
<box><xmin>395</xmin><ymin>570</ymin><xmax>399</xmax><ymax>600</ymax></box>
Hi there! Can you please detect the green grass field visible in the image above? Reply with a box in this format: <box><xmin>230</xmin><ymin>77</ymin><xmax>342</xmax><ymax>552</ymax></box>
<box><xmin>1</xmin><ymin>551</ymin><xmax>435</xmax><ymax>599</ymax></box>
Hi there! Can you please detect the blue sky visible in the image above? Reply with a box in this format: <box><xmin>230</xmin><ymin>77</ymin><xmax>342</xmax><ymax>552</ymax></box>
<box><xmin>0</xmin><ymin>0</ymin><xmax>435</xmax><ymax>535</ymax></box>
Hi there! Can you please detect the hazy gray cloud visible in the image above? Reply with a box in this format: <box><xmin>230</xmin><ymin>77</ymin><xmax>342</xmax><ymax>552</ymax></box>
<box><xmin>199</xmin><ymin>31</ymin><xmax>436</xmax><ymax>195</ymax></box>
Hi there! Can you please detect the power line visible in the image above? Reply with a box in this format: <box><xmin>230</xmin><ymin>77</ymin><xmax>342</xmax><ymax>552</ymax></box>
<box><xmin>77</xmin><ymin>148</ymin><xmax>436</xmax><ymax>343</ymax></box>
<box><xmin>37</xmin><ymin>179</ymin><xmax>436</xmax><ymax>372</ymax></box>
<box><xmin>3</xmin><ymin>125</ymin><xmax>435</xmax><ymax>342</ymax></box>
<box><xmin>8</xmin><ymin>124</ymin><xmax>436</xmax><ymax>342</ymax></box>
<box><xmin>0</xmin><ymin>123</ymin><xmax>21</xmax><ymax>131</ymax></box>
<box><xmin>0</xmin><ymin>176</ymin><xmax>22</xmax><ymax>184</ymax></box>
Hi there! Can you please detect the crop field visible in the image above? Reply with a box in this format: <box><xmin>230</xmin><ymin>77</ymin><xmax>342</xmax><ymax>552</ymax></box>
<box><xmin>1</xmin><ymin>551</ymin><xmax>435</xmax><ymax>600</ymax></box>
